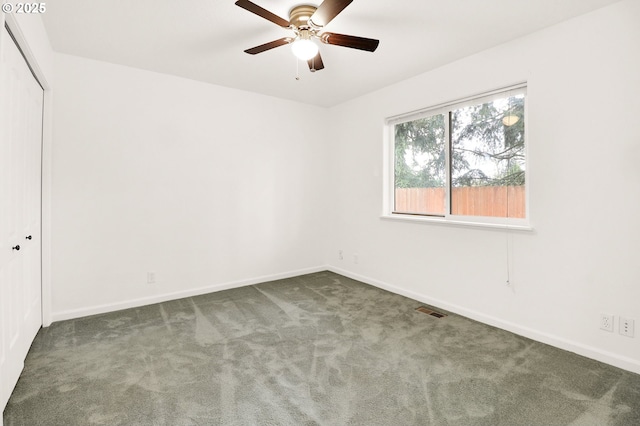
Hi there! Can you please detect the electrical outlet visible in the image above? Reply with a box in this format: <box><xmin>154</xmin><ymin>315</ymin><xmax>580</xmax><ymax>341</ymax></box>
<box><xmin>338</xmin><ymin>250</ymin><xmax>343</xmax><ymax>261</ymax></box>
<box><xmin>147</xmin><ymin>271</ymin><xmax>156</xmax><ymax>284</ymax></box>
<box><xmin>600</xmin><ymin>313</ymin><xmax>614</xmax><ymax>332</ymax></box>
<box><xmin>619</xmin><ymin>317</ymin><xmax>635</xmax><ymax>337</ymax></box>
<box><xmin>353</xmin><ymin>253</ymin><xmax>359</xmax><ymax>264</ymax></box>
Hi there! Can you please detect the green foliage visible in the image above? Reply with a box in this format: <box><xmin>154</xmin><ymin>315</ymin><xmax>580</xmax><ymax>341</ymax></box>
<box><xmin>451</xmin><ymin>95</ymin><xmax>525</xmax><ymax>187</ymax></box>
<box><xmin>394</xmin><ymin>116</ymin><xmax>445</xmax><ymax>188</ymax></box>
<box><xmin>394</xmin><ymin>94</ymin><xmax>526</xmax><ymax>190</ymax></box>
<box><xmin>394</xmin><ymin>115</ymin><xmax>469</xmax><ymax>188</ymax></box>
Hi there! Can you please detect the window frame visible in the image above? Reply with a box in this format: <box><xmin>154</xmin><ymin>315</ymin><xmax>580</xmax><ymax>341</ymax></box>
<box><xmin>383</xmin><ymin>84</ymin><xmax>531</xmax><ymax>230</ymax></box>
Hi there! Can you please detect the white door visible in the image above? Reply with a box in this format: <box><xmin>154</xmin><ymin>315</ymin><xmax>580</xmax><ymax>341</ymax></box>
<box><xmin>0</xmin><ymin>26</ymin><xmax>43</xmax><ymax>413</ymax></box>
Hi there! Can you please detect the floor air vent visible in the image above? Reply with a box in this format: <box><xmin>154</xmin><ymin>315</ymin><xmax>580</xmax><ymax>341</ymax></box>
<box><xmin>415</xmin><ymin>307</ymin><xmax>447</xmax><ymax>318</ymax></box>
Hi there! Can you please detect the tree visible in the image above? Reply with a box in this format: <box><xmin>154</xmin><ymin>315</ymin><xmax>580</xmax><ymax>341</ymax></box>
<box><xmin>394</xmin><ymin>115</ymin><xmax>469</xmax><ymax>188</ymax></box>
<box><xmin>394</xmin><ymin>94</ymin><xmax>525</xmax><ymax>189</ymax></box>
<box><xmin>451</xmin><ymin>95</ymin><xmax>525</xmax><ymax>187</ymax></box>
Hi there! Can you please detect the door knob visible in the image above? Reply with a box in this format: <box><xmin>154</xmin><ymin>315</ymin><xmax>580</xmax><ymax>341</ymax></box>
<box><xmin>12</xmin><ymin>245</ymin><xmax>20</xmax><ymax>251</ymax></box>
<box><xmin>25</xmin><ymin>235</ymin><xmax>32</xmax><ymax>240</ymax></box>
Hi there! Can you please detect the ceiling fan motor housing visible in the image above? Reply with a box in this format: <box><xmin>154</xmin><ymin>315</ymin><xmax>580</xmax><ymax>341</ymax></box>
<box><xmin>289</xmin><ymin>5</ymin><xmax>318</xmax><ymax>29</ymax></box>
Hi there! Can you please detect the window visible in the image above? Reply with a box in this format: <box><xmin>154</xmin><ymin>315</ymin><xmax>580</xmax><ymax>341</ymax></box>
<box><xmin>386</xmin><ymin>85</ymin><xmax>528</xmax><ymax>227</ymax></box>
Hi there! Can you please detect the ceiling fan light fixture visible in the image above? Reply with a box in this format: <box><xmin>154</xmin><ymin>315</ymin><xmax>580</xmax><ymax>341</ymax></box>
<box><xmin>291</xmin><ymin>30</ymin><xmax>318</xmax><ymax>60</ymax></box>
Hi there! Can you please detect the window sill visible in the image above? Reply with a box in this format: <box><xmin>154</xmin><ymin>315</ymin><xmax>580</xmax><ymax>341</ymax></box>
<box><xmin>380</xmin><ymin>213</ymin><xmax>534</xmax><ymax>232</ymax></box>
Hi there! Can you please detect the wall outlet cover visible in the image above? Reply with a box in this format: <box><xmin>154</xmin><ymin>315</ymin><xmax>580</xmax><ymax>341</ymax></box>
<box><xmin>619</xmin><ymin>317</ymin><xmax>635</xmax><ymax>337</ymax></box>
<box><xmin>600</xmin><ymin>313</ymin><xmax>614</xmax><ymax>332</ymax></box>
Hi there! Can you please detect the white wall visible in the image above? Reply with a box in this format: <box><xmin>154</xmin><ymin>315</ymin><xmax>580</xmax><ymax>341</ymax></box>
<box><xmin>326</xmin><ymin>0</ymin><xmax>640</xmax><ymax>374</ymax></box>
<box><xmin>51</xmin><ymin>54</ymin><xmax>329</xmax><ymax>319</ymax></box>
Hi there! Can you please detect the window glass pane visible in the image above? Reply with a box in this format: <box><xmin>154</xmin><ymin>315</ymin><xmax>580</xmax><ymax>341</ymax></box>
<box><xmin>451</xmin><ymin>94</ymin><xmax>525</xmax><ymax>218</ymax></box>
<box><xmin>394</xmin><ymin>114</ymin><xmax>446</xmax><ymax>215</ymax></box>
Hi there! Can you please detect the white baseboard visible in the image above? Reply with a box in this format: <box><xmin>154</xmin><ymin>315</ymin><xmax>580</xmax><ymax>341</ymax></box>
<box><xmin>50</xmin><ymin>264</ymin><xmax>639</xmax><ymax>375</ymax></box>
<box><xmin>327</xmin><ymin>266</ymin><xmax>640</xmax><ymax>375</ymax></box>
<box><xmin>51</xmin><ymin>265</ymin><xmax>326</xmax><ymax>323</ymax></box>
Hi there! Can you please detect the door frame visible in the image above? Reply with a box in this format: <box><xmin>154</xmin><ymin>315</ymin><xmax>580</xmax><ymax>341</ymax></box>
<box><xmin>1</xmin><ymin>13</ymin><xmax>53</xmax><ymax>327</ymax></box>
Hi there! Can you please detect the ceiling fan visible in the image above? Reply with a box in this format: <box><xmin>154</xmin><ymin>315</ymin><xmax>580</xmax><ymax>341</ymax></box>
<box><xmin>235</xmin><ymin>0</ymin><xmax>379</xmax><ymax>72</ymax></box>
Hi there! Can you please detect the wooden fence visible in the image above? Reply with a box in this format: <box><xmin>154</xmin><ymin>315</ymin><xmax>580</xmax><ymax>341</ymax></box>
<box><xmin>395</xmin><ymin>186</ymin><xmax>525</xmax><ymax>218</ymax></box>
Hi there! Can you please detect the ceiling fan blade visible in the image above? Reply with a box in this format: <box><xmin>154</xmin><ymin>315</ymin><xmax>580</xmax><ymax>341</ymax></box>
<box><xmin>310</xmin><ymin>0</ymin><xmax>353</xmax><ymax>27</ymax></box>
<box><xmin>307</xmin><ymin>52</ymin><xmax>325</xmax><ymax>72</ymax></box>
<box><xmin>244</xmin><ymin>38</ymin><xmax>291</xmax><ymax>55</ymax></box>
<box><xmin>235</xmin><ymin>0</ymin><xmax>291</xmax><ymax>28</ymax></box>
<box><xmin>320</xmin><ymin>32</ymin><xmax>379</xmax><ymax>52</ymax></box>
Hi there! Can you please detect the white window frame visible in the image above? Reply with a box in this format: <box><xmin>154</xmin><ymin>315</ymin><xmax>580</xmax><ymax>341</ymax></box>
<box><xmin>382</xmin><ymin>84</ymin><xmax>531</xmax><ymax>230</ymax></box>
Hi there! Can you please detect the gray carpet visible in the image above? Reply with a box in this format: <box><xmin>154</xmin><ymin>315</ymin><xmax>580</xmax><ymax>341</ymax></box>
<box><xmin>4</xmin><ymin>271</ymin><xmax>640</xmax><ymax>425</ymax></box>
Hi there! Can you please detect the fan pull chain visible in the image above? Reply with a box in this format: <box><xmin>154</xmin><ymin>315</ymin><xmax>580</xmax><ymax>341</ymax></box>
<box><xmin>295</xmin><ymin>58</ymin><xmax>300</xmax><ymax>81</ymax></box>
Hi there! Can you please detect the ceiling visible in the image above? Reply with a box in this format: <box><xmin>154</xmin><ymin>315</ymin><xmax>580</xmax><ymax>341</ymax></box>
<box><xmin>41</xmin><ymin>0</ymin><xmax>620</xmax><ymax>107</ymax></box>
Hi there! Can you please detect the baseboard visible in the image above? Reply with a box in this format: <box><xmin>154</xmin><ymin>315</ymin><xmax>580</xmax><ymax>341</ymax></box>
<box><xmin>49</xmin><ymin>264</ymin><xmax>640</xmax><ymax>375</ymax></box>
<box><xmin>51</xmin><ymin>265</ymin><xmax>326</xmax><ymax>323</ymax></box>
<box><xmin>327</xmin><ymin>265</ymin><xmax>640</xmax><ymax>375</ymax></box>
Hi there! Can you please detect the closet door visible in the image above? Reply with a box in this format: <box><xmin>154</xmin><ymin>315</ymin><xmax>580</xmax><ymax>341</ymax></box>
<box><xmin>0</xmin><ymin>26</ymin><xmax>43</xmax><ymax>412</ymax></box>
